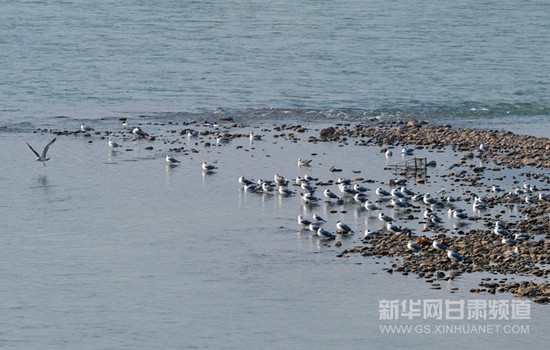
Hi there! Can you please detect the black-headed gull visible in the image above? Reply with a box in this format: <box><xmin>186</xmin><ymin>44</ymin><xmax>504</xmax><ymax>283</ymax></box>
<box><xmin>407</xmin><ymin>240</ymin><xmax>422</xmax><ymax>251</ymax></box>
<box><xmin>27</xmin><ymin>138</ymin><xmax>57</xmax><ymax>166</ymax></box>
<box><xmin>313</xmin><ymin>213</ymin><xmax>326</xmax><ymax>223</ymax></box>
<box><xmin>166</xmin><ymin>155</ymin><xmax>180</xmax><ymax>164</ymax></box>
<box><xmin>108</xmin><ymin>138</ymin><xmax>121</xmax><ymax>148</ymax></box>
<box><xmin>297</xmin><ymin>215</ymin><xmax>312</xmax><ymax>226</ymax></box>
<box><xmin>133</xmin><ymin>127</ymin><xmax>149</xmax><ymax>139</ymax></box>
<box><xmin>447</xmin><ymin>250</ymin><xmax>464</xmax><ymax>262</ymax></box>
<box><xmin>317</xmin><ymin>228</ymin><xmax>336</xmax><ymax>240</ymax></box>
<box><xmin>336</xmin><ymin>221</ymin><xmax>354</xmax><ymax>234</ymax></box>
<box><xmin>80</xmin><ymin>122</ymin><xmax>94</xmax><ymax>132</ymax></box>
<box><xmin>432</xmin><ymin>240</ymin><xmax>448</xmax><ymax>251</ymax></box>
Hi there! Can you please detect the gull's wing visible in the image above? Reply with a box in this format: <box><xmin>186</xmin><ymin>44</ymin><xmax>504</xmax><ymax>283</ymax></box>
<box><xmin>26</xmin><ymin>142</ymin><xmax>40</xmax><ymax>157</ymax></box>
<box><xmin>42</xmin><ymin>138</ymin><xmax>57</xmax><ymax>157</ymax></box>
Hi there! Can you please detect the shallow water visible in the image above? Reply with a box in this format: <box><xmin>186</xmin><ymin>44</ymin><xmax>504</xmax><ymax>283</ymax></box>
<box><xmin>0</xmin><ymin>121</ymin><xmax>547</xmax><ymax>349</ymax></box>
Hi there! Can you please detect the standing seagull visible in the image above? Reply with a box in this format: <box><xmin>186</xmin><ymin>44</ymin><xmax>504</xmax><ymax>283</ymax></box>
<box><xmin>133</xmin><ymin>127</ymin><xmax>149</xmax><ymax>139</ymax></box>
<box><xmin>80</xmin><ymin>121</ymin><xmax>94</xmax><ymax>132</ymax></box>
<box><xmin>166</xmin><ymin>155</ymin><xmax>181</xmax><ymax>165</ymax></box>
<box><xmin>108</xmin><ymin>138</ymin><xmax>121</xmax><ymax>148</ymax></box>
<box><xmin>27</xmin><ymin>138</ymin><xmax>57</xmax><ymax>166</ymax></box>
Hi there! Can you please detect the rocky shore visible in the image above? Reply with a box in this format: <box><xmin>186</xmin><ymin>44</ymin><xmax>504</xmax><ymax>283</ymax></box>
<box><xmin>315</xmin><ymin>120</ymin><xmax>550</xmax><ymax>304</ymax></box>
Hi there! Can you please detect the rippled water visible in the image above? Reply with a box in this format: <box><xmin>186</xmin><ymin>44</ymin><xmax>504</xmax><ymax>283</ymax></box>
<box><xmin>2</xmin><ymin>0</ymin><xmax>550</xmax><ymax>126</ymax></box>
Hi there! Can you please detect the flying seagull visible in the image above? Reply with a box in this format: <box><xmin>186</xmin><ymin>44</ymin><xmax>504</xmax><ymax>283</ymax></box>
<box><xmin>27</xmin><ymin>138</ymin><xmax>57</xmax><ymax>166</ymax></box>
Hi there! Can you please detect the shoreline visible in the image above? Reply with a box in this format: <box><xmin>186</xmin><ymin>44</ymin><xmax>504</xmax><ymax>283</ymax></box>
<box><xmin>34</xmin><ymin>117</ymin><xmax>550</xmax><ymax>303</ymax></box>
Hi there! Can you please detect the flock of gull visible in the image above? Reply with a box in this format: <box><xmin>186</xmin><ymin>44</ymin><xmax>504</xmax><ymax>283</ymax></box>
<box><xmin>28</xmin><ymin>123</ymin><xmax>543</xmax><ymax>264</ymax></box>
<box><xmin>27</xmin><ymin>122</ymin><xmax>220</xmax><ymax>171</ymax></box>
<box><xmin>235</xmin><ymin>143</ymin><xmax>545</xmax><ymax>263</ymax></box>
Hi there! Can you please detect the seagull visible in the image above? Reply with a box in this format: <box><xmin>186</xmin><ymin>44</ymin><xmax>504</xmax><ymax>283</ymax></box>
<box><xmin>278</xmin><ymin>186</ymin><xmax>295</xmax><ymax>196</ymax></box>
<box><xmin>391</xmin><ymin>188</ymin><xmax>406</xmax><ymax>199</ymax></box>
<box><xmin>339</xmin><ymin>184</ymin><xmax>357</xmax><ymax>196</ymax></box>
<box><xmin>401</xmin><ymin>148</ymin><xmax>414</xmax><ymax>155</ymax></box>
<box><xmin>385</xmin><ymin>150</ymin><xmax>393</xmax><ymax>157</ymax></box>
<box><xmin>378</xmin><ymin>212</ymin><xmax>394</xmax><ymax>223</ymax></box>
<box><xmin>336</xmin><ymin>221</ymin><xmax>354</xmax><ymax>234</ymax></box>
<box><xmin>494</xmin><ymin>226</ymin><xmax>511</xmax><ymax>237</ymax></box>
<box><xmin>297</xmin><ymin>215</ymin><xmax>312</xmax><ymax>227</ymax></box>
<box><xmin>80</xmin><ymin>121</ymin><xmax>93</xmax><ymax>132</ymax></box>
<box><xmin>274</xmin><ymin>173</ymin><xmax>288</xmax><ymax>186</ymax></box>
<box><xmin>400</xmin><ymin>187</ymin><xmax>415</xmax><ymax>197</ymax></box>
<box><xmin>453</xmin><ymin>210</ymin><xmax>469</xmax><ymax>221</ymax></box>
<box><xmin>513</xmin><ymin>187</ymin><xmax>526</xmax><ymax>195</ymax></box>
<box><xmin>473</xmin><ymin>198</ymin><xmax>487</xmax><ymax>210</ymax></box>
<box><xmin>308</xmin><ymin>223</ymin><xmax>320</xmax><ymax>232</ymax></box>
<box><xmin>132</xmin><ymin>127</ymin><xmax>149</xmax><ymax>139</ymax></box>
<box><xmin>375</xmin><ymin>188</ymin><xmax>390</xmax><ymax>197</ymax></box>
<box><xmin>525</xmin><ymin>196</ymin><xmax>537</xmax><ymax>205</ymax></box>
<box><xmin>423</xmin><ymin>193</ymin><xmax>439</xmax><ymax>206</ymax></box>
<box><xmin>386</xmin><ymin>223</ymin><xmax>401</xmax><ymax>234</ymax></box>
<box><xmin>539</xmin><ymin>193</ymin><xmax>549</xmax><ymax>201</ymax></box>
<box><xmin>354</xmin><ymin>193</ymin><xmax>368</xmax><ymax>204</ymax></box>
<box><xmin>324</xmin><ymin>189</ymin><xmax>340</xmax><ymax>200</ymax></box>
<box><xmin>166</xmin><ymin>155</ymin><xmax>180</xmax><ymax>165</ymax></box>
<box><xmin>407</xmin><ymin>240</ymin><xmax>422</xmax><ymax>251</ymax></box>
<box><xmin>313</xmin><ymin>213</ymin><xmax>326</xmax><ymax>223</ymax></box>
<box><xmin>108</xmin><ymin>138</ymin><xmax>121</xmax><ymax>148</ymax></box>
<box><xmin>364</xmin><ymin>229</ymin><xmax>383</xmax><ymax>238</ymax></box>
<box><xmin>365</xmin><ymin>200</ymin><xmax>380</xmax><ymax>211</ymax></box>
<box><xmin>216</xmin><ymin>135</ymin><xmax>230</xmax><ymax>144</ymax></box>
<box><xmin>317</xmin><ymin>227</ymin><xmax>336</xmax><ymax>240</ymax></box>
<box><xmin>300</xmin><ymin>192</ymin><xmax>320</xmax><ymax>204</ymax></box>
<box><xmin>261</xmin><ymin>183</ymin><xmax>275</xmax><ymax>194</ymax></box>
<box><xmin>243</xmin><ymin>183</ymin><xmax>260</xmax><ymax>192</ymax></box>
<box><xmin>432</xmin><ymin>240</ymin><xmax>448</xmax><ymax>251</ymax></box>
<box><xmin>300</xmin><ymin>182</ymin><xmax>316</xmax><ymax>193</ymax></box>
<box><xmin>479</xmin><ymin>144</ymin><xmax>489</xmax><ymax>152</ymax></box>
<box><xmin>239</xmin><ymin>176</ymin><xmax>254</xmax><ymax>186</ymax></box>
<box><xmin>353</xmin><ymin>183</ymin><xmax>369</xmax><ymax>193</ymax></box>
<box><xmin>447</xmin><ymin>250</ymin><xmax>464</xmax><ymax>262</ymax></box>
<box><xmin>502</xmin><ymin>237</ymin><xmax>519</xmax><ymax>245</ymax></box>
<box><xmin>187</xmin><ymin>130</ymin><xmax>199</xmax><ymax>138</ymax></box>
<box><xmin>391</xmin><ymin>198</ymin><xmax>408</xmax><ymax>209</ymax></box>
<box><xmin>509</xmin><ymin>247</ymin><xmax>520</xmax><ymax>257</ymax></box>
<box><xmin>297</xmin><ymin>158</ymin><xmax>312</xmax><ymax>167</ymax></box>
<box><xmin>201</xmin><ymin>162</ymin><xmax>217</xmax><ymax>171</ymax></box>
<box><xmin>446</xmin><ymin>196</ymin><xmax>457</xmax><ymax>203</ymax></box>
<box><xmin>27</xmin><ymin>138</ymin><xmax>57</xmax><ymax>166</ymax></box>
<box><xmin>336</xmin><ymin>178</ymin><xmax>352</xmax><ymax>185</ymax></box>
<box><xmin>424</xmin><ymin>208</ymin><xmax>435</xmax><ymax>219</ymax></box>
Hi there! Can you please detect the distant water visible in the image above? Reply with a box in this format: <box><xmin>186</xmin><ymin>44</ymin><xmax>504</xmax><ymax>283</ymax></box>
<box><xmin>1</xmin><ymin>0</ymin><xmax>550</xmax><ymax>132</ymax></box>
